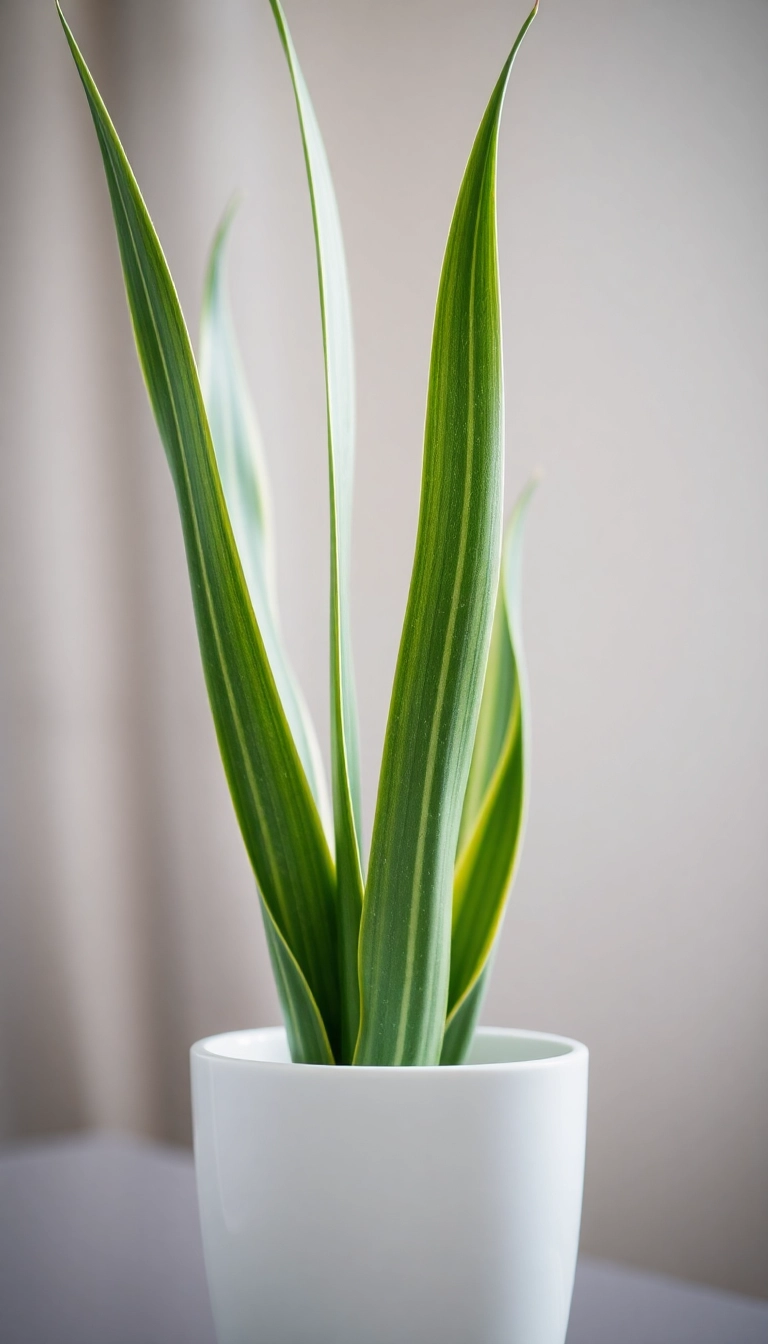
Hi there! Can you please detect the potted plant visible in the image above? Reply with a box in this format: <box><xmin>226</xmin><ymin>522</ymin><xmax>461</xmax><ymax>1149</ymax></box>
<box><xmin>59</xmin><ymin>1</ymin><xmax>588</xmax><ymax>1341</ymax></box>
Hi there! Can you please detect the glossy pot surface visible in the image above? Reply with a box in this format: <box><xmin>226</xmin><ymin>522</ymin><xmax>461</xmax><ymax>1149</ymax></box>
<box><xmin>191</xmin><ymin>1025</ymin><xmax>588</xmax><ymax>1344</ymax></box>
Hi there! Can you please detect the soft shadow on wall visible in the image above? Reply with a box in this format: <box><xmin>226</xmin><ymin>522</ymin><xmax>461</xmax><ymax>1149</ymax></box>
<box><xmin>0</xmin><ymin>0</ymin><xmax>766</xmax><ymax>1301</ymax></box>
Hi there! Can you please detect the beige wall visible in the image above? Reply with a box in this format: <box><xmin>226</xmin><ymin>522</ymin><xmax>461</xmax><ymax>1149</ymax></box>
<box><xmin>0</xmin><ymin>0</ymin><xmax>766</xmax><ymax>1299</ymax></box>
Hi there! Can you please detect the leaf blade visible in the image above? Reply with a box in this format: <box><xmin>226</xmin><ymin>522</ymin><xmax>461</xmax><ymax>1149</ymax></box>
<box><xmin>58</xmin><ymin>5</ymin><xmax>339</xmax><ymax>1061</ymax></box>
<box><xmin>199</xmin><ymin>210</ymin><xmax>333</xmax><ymax>838</ymax></box>
<box><xmin>268</xmin><ymin>0</ymin><xmax>365</xmax><ymax>1062</ymax></box>
<box><xmin>440</xmin><ymin>962</ymin><xmax>489</xmax><ymax>1066</ymax></box>
<box><xmin>355</xmin><ymin>6</ymin><xmax>539</xmax><ymax>1066</ymax></box>
<box><xmin>261</xmin><ymin>899</ymin><xmax>334</xmax><ymax>1065</ymax></box>
<box><xmin>444</xmin><ymin>480</ymin><xmax>537</xmax><ymax>1054</ymax></box>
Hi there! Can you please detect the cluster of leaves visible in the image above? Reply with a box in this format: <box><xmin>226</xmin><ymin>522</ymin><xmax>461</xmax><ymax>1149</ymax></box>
<box><xmin>59</xmin><ymin>0</ymin><xmax>538</xmax><ymax>1066</ymax></box>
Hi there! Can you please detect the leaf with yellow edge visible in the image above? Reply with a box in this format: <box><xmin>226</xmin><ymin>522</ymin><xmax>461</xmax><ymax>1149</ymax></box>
<box><xmin>355</xmin><ymin>6</ymin><xmax>539</xmax><ymax>1066</ymax></box>
<box><xmin>59</xmin><ymin>3</ymin><xmax>339</xmax><ymax>1062</ymax></box>
<box><xmin>441</xmin><ymin>480</ymin><xmax>537</xmax><ymax>1065</ymax></box>
<box><xmin>268</xmin><ymin>0</ymin><xmax>365</xmax><ymax>1063</ymax></box>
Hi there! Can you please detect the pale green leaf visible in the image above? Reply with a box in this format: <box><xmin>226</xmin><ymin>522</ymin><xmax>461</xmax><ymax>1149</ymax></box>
<box><xmin>355</xmin><ymin>5</ymin><xmax>539</xmax><ymax>1066</ymax></box>
<box><xmin>269</xmin><ymin>0</ymin><xmax>365</xmax><ymax>1062</ymax></box>
<box><xmin>199</xmin><ymin>209</ymin><xmax>333</xmax><ymax>839</ymax></box>
<box><xmin>59</xmin><ymin>4</ymin><xmax>339</xmax><ymax>1062</ymax></box>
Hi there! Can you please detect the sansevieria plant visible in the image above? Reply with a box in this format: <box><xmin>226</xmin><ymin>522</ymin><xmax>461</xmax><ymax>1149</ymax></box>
<box><xmin>58</xmin><ymin>0</ymin><xmax>539</xmax><ymax>1067</ymax></box>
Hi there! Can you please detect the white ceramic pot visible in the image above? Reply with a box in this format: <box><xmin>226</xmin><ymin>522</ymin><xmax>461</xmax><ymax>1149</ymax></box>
<box><xmin>191</xmin><ymin>1025</ymin><xmax>588</xmax><ymax>1344</ymax></box>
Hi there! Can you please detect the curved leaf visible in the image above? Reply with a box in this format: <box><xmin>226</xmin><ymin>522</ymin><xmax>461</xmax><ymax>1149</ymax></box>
<box><xmin>268</xmin><ymin>0</ymin><xmax>365</xmax><ymax>1063</ymax></box>
<box><xmin>261</xmin><ymin>899</ymin><xmax>334</xmax><ymax>1064</ymax></box>
<box><xmin>440</xmin><ymin>962</ymin><xmax>489</xmax><ymax>1066</ymax></box>
<box><xmin>59</xmin><ymin>5</ymin><xmax>339</xmax><ymax>1062</ymax></box>
<box><xmin>456</xmin><ymin>554</ymin><xmax>516</xmax><ymax>858</ymax></box>
<box><xmin>199</xmin><ymin>210</ymin><xmax>333</xmax><ymax>838</ymax></box>
<box><xmin>443</xmin><ymin>480</ymin><xmax>536</xmax><ymax>1056</ymax></box>
<box><xmin>355</xmin><ymin>6</ymin><xmax>539</xmax><ymax>1066</ymax></box>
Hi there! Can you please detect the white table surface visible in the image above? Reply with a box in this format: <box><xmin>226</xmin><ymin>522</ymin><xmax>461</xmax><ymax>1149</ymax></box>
<box><xmin>0</xmin><ymin>1133</ymin><xmax>765</xmax><ymax>1343</ymax></box>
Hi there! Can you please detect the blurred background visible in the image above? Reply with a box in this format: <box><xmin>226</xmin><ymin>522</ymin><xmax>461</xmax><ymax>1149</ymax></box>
<box><xmin>1</xmin><ymin>0</ymin><xmax>766</xmax><ymax>1301</ymax></box>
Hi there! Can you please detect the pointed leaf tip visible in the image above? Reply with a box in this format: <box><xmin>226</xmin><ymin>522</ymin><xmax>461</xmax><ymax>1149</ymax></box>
<box><xmin>60</xmin><ymin>7</ymin><xmax>340</xmax><ymax>1060</ymax></box>
<box><xmin>355</xmin><ymin>6</ymin><xmax>538</xmax><ymax>1066</ymax></box>
<box><xmin>267</xmin><ymin>0</ymin><xmax>365</xmax><ymax>1063</ymax></box>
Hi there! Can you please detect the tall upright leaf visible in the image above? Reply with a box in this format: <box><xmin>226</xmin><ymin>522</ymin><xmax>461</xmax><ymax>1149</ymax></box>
<box><xmin>199</xmin><ymin>210</ymin><xmax>333</xmax><ymax>839</ymax></box>
<box><xmin>441</xmin><ymin>482</ymin><xmax>536</xmax><ymax>1064</ymax></box>
<box><xmin>58</xmin><ymin>4</ymin><xmax>338</xmax><ymax>1063</ymax></box>
<box><xmin>355</xmin><ymin>6</ymin><xmax>539</xmax><ymax>1066</ymax></box>
<box><xmin>268</xmin><ymin>0</ymin><xmax>365</xmax><ymax>1062</ymax></box>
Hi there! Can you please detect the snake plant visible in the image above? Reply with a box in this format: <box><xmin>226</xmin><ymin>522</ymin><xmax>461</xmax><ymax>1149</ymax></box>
<box><xmin>59</xmin><ymin>0</ymin><xmax>539</xmax><ymax>1066</ymax></box>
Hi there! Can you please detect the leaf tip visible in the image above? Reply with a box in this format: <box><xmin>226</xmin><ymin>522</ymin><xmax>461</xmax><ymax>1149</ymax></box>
<box><xmin>504</xmin><ymin>474</ymin><xmax>540</xmax><ymax>557</ymax></box>
<box><xmin>56</xmin><ymin>1</ymin><xmax>86</xmax><ymax>76</ymax></box>
<box><xmin>524</xmin><ymin>2</ymin><xmax>540</xmax><ymax>36</ymax></box>
<box><xmin>203</xmin><ymin>195</ymin><xmax>243</xmax><ymax>311</ymax></box>
<box><xmin>222</xmin><ymin>191</ymin><xmax>244</xmax><ymax>232</ymax></box>
<box><xmin>213</xmin><ymin>193</ymin><xmax>243</xmax><ymax>261</ymax></box>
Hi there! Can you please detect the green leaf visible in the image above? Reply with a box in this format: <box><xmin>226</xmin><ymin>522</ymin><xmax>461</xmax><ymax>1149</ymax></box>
<box><xmin>261</xmin><ymin>900</ymin><xmax>334</xmax><ymax>1064</ymax></box>
<box><xmin>58</xmin><ymin>4</ymin><xmax>339</xmax><ymax>1063</ymax></box>
<box><xmin>442</xmin><ymin>481</ymin><xmax>537</xmax><ymax>1062</ymax></box>
<box><xmin>456</xmin><ymin>555</ymin><xmax>517</xmax><ymax>859</ymax></box>
<box><xmin>355</xmin><ymin>6</ymin><xmax>539</xmax><ymax>1066</ymax></box>
<box><xmin>199</xmin><ymin>208</ymin><xmax>333</xmax><ymax>839</ymax></box>
<box><xmin>268</xmin><ymin>0</ymin><xmax>365</xmax><ymax>1063</ymax></box>
<box><xmin>440</xmin><ymin>962</ymin><xmax>489</xmax><ymax>1066</ymax></box>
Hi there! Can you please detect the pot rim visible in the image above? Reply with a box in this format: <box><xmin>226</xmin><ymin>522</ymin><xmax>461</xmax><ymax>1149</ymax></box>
<box><xmin>191</xmin><ymin>1024</ymin><xmax>588</xmax><ymax>1074</ymax></box>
